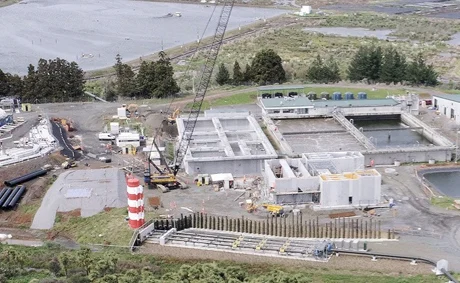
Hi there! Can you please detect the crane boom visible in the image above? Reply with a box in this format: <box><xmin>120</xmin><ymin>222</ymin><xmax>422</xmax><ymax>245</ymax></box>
<box><xmin>172</xmin><ymin>0</ymin><xmax>235</xmax><ymax>175</ymax></box>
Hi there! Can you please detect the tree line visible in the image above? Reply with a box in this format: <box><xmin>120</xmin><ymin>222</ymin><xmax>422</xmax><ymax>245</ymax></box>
<box><xmin>0</xmin><ymin>245</ymin><xmax>315</xmax><ymax>283</ymax></box>
<box><xmin>0</xmin><ymin>58</ymin><xmax>85</xmax><ymax>103</ymax></box>
<box><xmin>216</xmin><ymin>49</ymin><xmax>287</xmax><ymax>86</ymax></box>
<box><xmin>306</xmin><ymin>45</ymin><xmax>438</xmax><ymax>86</ymax></box>
<box><xmin>111</xmin><ymin>51</ymin><xmax>180</xmax><ymax>100</ymax></box>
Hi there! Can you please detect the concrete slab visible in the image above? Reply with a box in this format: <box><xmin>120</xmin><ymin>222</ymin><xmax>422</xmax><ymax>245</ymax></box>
<box><xmin>31</xmin><ymin>168</ymin><xmax>127</xmax><ymax>229</ymax></box>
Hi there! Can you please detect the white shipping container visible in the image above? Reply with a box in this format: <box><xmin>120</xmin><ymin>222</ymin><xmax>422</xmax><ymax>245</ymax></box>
<box><xmin>110</xmin><ymin>122</ymin><xmax>120</xmax><ymax>134</ymax></box>
<box><xmin>117</xmin><ymin>107</ymin><xmax>127</xmax><ymax>118</ymax></box>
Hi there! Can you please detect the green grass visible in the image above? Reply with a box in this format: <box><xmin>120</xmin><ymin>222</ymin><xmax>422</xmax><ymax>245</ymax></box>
<box><xmin>52</xmin><ymin>208</ymin><xmax>154</xmax><ymax>246</ymax></box>
<box><xmin>431</xmin><ymin>196</ymin><xmax>459</xmax><ymax>210</ymax></box>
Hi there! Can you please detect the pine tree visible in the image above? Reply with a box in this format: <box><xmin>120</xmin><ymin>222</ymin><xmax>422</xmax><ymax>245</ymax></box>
<box><xmin>215</xmin><ymin>63</ymin><xmax>230</xmax><ymax>85</ymax></box>
<box><xmin>306</xmin><ymin>55</ymin><xmax>324</xmax><ymax>83</ymax></box>
<box><xmin>151</xmin><ymin>51</ymin><xmax>180</xmax><ymax>98</ymax></box>
<box><xmin>347</xmin><ymin>46</ymin><xmax>371</xmax><ymax>82</ymax></box>
<box><xmin>232</xmin><ymin>60</ymin><xmax>244</xmax><ymax>85</ymax></box>
<box><xmin>251</xmin><ymin>49</ymin><xmax>286</xmax><ymax>85</ymax></box>
<box><xmin>406</xmin><ymin>53</ymin><xmax>437</xmax><ymax>86</ymax></box>
<box><xmin>325</xmin><ymin>56</ymin><xmax>341</xmax><ymax>83</ymax></box>
<box><xmin>380</xmin><ymin>47</ymin><xmax>396</xmax><ymax>85</ymax></box>
<box><xmin>367</xmin><ymin>46</ymin><xmax>382</xmax><ymax>83</ymax></box>
<box><xmin>243</xmin><ymin>63</ymin><xmax>252</xmax><ymax>83</ymax></box>
<box><xmin>113</xmin><ymin>54</ymin><xmax>136</xmax><ymax>97</ymax></box>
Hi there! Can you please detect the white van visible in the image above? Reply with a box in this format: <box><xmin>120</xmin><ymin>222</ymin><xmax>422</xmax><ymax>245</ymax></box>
<box><xmin>98</xmin><ymin>133</ymin><xmax>116</xmax><ymax>141</ymax></box>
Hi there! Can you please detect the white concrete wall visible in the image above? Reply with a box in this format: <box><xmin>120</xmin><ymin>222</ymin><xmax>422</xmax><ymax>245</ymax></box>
<box><xmin>320</xmin><ymin>178</ymin><xmax>351</xmax><ymax>207</ymax></box>
<box><xmin>185</xmin><ymin>159</ymin><xmax>265</xmax><ymax>176</ymax></box>
<box><xmin>433</xmin><ymin>96</ymin><xmax>460</xmax><ymax>123</ymax></box>
<box><xmin>356</xmin><ymin>175</ymin><xmax>381</xmax><ymax>205</ymax></box>
<box><xmin>364</xmin><ymin>148</ymin><xmax>453</xmax><ymax>165</ymax></box>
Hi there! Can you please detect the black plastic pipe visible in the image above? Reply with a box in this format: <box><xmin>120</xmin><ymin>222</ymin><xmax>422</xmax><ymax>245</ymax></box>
<box><xmin>0</xmin><ymin>188</ymin><xmax>12</xmax><ymax>207</ymax></box>
<box><xmin>7</xmin><ymin>186</ymin><xmax>26</xmax><ymax>207</ymax></box>
<box><xmin>0</xmin><ymin>188</ymin><xmax>8</xmax><ymax>201</ymax></box>
<box><xmin>2</xmin><ymin>187</ymin><xmax>19</xmax><ymax>208</ymax></box>
<box><xmin>4</xmin><ymin>169</ymin><xmax>47</xmax><ymax>187</ymax></box>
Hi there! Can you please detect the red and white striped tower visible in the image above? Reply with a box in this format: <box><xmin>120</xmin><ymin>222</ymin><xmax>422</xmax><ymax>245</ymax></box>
<box><xmin>127</xmin><ymin>177</ymin><xmax>145</xmax><ymax>229</ymax></box>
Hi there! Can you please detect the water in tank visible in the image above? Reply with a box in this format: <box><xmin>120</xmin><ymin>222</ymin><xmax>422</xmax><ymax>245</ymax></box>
<box><xmin>307</xmin><ymin>91</ymin><xmax>317</xmax><ymax>100</ymax></box>
<box><xmin>357</xmin><ymin>92</ymin><xmax>367</xmax><ymax>99</ymax></box>
<box><xmin>345</xmin><ymin>92</ymin><xmax>354</xmax><ymax>100</ymax></box>
<box><xmin>320</xmin><ymin>92</ymin><xmax>330</xmax><ymax>100</ymax></box>
<box><xmin>332</xmin><ymin>92</ymin><xmax>342</xmax><ymax>100</ymax></box>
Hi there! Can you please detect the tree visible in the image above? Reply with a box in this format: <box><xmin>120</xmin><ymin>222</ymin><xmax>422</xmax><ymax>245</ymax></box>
<box><xmin>406</xmin><ymin>53</ymin><xmax>438</xmax><ymax>86</ymax></box>
<box><xmin>232</xmin><ymin>60</ymin><xmax>244</xmax><ymax>85</ymax></box>
<box><xmin>5</xmin><ymin>73</ymin><xmax>24</xmax><ymax>97</ymax></box>
<box><xmin>58</xmin><ymin>252</ymin><xmax>71</xmax><ymax>278</ymax></box>
<box><xmin>326</xmin><ymin>56</ymin><xmax>341</xmax><ymax>83</ymax></box>
<box><xmin>0</xmin><ymin>69</ymin><xmax>9</xmax><ymax>96</ymax></box>
<box><xmin>243</xmin><ymin>63</ymin><xmax>253</xmax><ymax>83</ymax></box>
<box><xmin>250</xmin><ymin>49</ymin><xmax>286</xmax><ymax>85</ymax></box>
<box><xmin>347</xmin><ymin>46</ymin><xmax>371</xmax><ymax>82</ymax></box>
<box><xmin>151</xmin><ymin>51</ymin><xmax>180</xmax><ymax>98</ymax></box>
<box><xmin>23</xmin><ymin>64</ymin><xmax>39</xmax><ymax>101</ymax></box>
<box><xmin>215</xmin><ymin>63</ymin><xmax>230</xmax><ymax>85</ymax></box>
<box><xmin>367</xmin><ymin>46</ymin><xmax>382</xmax><ymax>83</ymax></box>
<box><xmin>306</xmin><ymin>55</ymin><xmax>340</xmax><ymax>84</ymax></box>
<box><xmin>76</xmin><ymin>248</ymin><xmax>93</xmax><ymax>276</ymax></box>
<box><xmin>136</xmin><ymin>61</ymin><xmax>156</xmax><ymax>98</ymax></box>
<box><xmin>113</xmin><ymin>54</ymin><xmax>136</xmax><ymax>97</ymax></box>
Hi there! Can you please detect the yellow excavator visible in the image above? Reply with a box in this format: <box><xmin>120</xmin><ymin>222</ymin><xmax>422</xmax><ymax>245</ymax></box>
<box><xmin>167</xmin><ymin>107</ymin><xmax>180</xmax><ymax>124</ymax></box>
<box><xmin>246</xmin><ymin>200</ymin><xmax>285</xmax><ymax>217</ymax></box>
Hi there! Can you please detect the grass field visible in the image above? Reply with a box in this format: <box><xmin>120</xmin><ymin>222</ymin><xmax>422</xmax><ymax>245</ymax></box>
<box><xmin>52</xmin><ymin>208</ymin><xmax>157</xmax><ymax>246</ymax></box>
<box><xmin>431</xmin><ymin>196</ymin><xmax>459</xmax><ymax>210</ymax></box>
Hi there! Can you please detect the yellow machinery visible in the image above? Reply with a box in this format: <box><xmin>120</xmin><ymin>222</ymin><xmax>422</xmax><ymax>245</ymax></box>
<box><xmin>246</xmin><ymin>201</ymin><xmax>285</xmax><ymax>217</ymax></box>
<box><xmin>262</xmin><ymin>204</ymin><xmax>285</xmax><ymax>217</ymax></box>
<box><xmin>167</xmin><ymin>107</ymin><xmax>180</xmax><ymax>124</ymax></box>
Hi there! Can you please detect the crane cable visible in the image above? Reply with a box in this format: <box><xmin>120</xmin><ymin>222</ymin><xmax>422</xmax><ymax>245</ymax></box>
<box><xmin>162</xmin><ymin>2</ymin><xmax>219</xmax><ymax>119</ymax></box>
<box><xmin>149</xmin><ymin>3</ymin><xmax>219</xmax><ymax>167</ymax></box>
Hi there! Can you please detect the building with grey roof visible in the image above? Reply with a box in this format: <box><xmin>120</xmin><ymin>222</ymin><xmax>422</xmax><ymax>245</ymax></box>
<box><xmin>433</xmin><ymin>94</ymin><xmax>460</xmax><ymax>123</ymax></box>
<box><xmin>258</xmin><ymin>96</ymin><xmax>404</xmax><ymax>119</ymax></box>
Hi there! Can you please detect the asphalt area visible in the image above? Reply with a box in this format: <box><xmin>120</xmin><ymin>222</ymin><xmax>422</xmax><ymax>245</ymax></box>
<box><xmin>50</xmin><ymin>120</ymin><xmax>81</xmax><ymax>160</ymax></box>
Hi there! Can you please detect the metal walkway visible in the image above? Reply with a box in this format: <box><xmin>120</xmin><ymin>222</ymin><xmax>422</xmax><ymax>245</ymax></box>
<box><xmin>332</xmin><ymin>111</ymin><xmax>376</xmax><ymax>150</ymax></box>
<box><xmin>146</xmin><ymin>228</ymin><xmax>331</xmax><ymax>261</ymax></box>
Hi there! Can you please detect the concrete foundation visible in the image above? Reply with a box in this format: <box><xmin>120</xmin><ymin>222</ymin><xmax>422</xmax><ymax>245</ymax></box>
<box><xmin>176</xmin><ymin>111</ymin><xmax>277</xmax><ymax>176</ymax></box>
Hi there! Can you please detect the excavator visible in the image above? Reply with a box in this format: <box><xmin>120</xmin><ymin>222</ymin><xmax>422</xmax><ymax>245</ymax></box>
<box><xmin>167</xmin><ymin>107</ymin><xmax>180</xmax><ymax>124</ymax></box>
<box><xmin>145</xmin><ymin>0</ymin><xmax>235</xmax><ymax>191</ymax></box>
<box><xmin>246</xmin><ymin>200</ymin><xmax>285</xmax><ymax>217</ymax></box>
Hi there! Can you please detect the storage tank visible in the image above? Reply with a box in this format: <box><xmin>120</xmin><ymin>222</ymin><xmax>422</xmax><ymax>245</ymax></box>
<box><xmin>358</xmin><ymin>92</ymin><xmax>367</xmax><ymax>99</ymax></box>
<box><xmin>320</xmin><ymin>92</ymin><xmax>330</xmax><ymax>100</ymax></box>
<box><xmin>307</xmin><ymin>91</ymin><xmax>317</xmax><ymax>100</ymax></box>
<box><xmin>332</xmin><ymin>92</ymin><xmax>342</xmax><ymax>100</ymax></box>
<box><xmin>345</xmin><ymin>92</ymin><xmax>354</xmax><ymax>100</ymax></box>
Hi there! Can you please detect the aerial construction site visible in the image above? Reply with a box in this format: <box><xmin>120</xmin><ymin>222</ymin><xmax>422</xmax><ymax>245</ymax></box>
<box><xmin>1</xmin><ymin>0</ymin><xmax>460</xmax><ymax>282</ymax></box>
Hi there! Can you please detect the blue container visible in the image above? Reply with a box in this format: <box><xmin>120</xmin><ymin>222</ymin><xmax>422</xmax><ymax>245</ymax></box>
<box><xmin>332</xmin><ymin>92</ymin><xmax>342</xmax><ymax>100</ymax></box>
<box><xmin>345</xmin><ymin>92</ymin><xmax>354</xmax><ymax>100</ymax></box>
<box><xmin>358</xmin><ymin>92</ymin><xmax>367</xmax><ymax>99</ymax></box>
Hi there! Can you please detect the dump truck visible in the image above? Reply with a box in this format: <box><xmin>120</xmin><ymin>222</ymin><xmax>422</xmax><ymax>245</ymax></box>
<box><xmin>262</xmin><ymin>204</ymin><xmax>285</xmax><ymax>217</ymax></box>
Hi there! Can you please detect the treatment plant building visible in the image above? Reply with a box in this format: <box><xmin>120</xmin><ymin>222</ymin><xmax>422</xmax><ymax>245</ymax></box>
<box><xmin>176</xmin><ymin>110</ymin><xmax>277</xmax><ymax>176</ymax></box>
<box><xmin>263</xmin><ymin>152</ymin><xmax>382</xmax><ymax>209</ymax></box>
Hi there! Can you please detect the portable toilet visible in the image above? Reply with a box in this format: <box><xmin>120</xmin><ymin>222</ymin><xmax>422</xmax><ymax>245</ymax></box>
<box><xmin>345</xmin><ymin>92</ymin><xmax>354</xmax><ymax>100</ymax></box>
<box><xmin>358</xmin><ymin>92</ymin><xmax>367</xmax><ymax>99</ymax></box>
<box><xmin>320</xmin><ymin>92</ymin><xmax>330</xmax><ymax>100</ymax></box>
<box><xmin>332</xmin><ymin>92</ymin><xmax>342</xmax><ymax>100</ymax></box>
